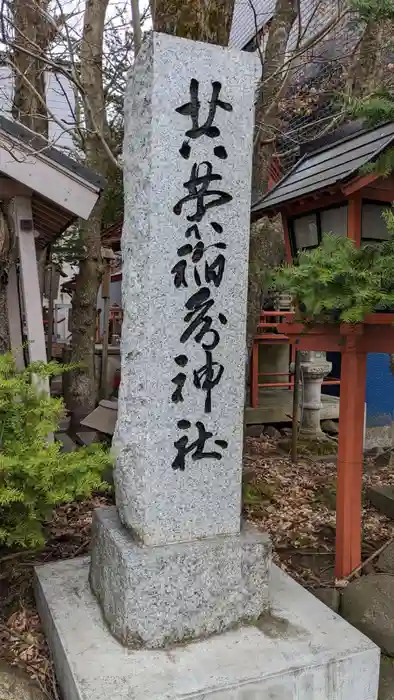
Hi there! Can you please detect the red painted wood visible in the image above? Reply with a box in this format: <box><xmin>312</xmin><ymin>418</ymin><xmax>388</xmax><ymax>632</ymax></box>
<box><xmin>336</xmin><ymin>344</ymin><xmax>367</xmax><ymax>578</ymax></box>
<box><xmin>251</xmin><ymin>340</ymin><xmax>259</xmax><ymax>409</ymax></box>
<box><xmin>268</xmin><ymin>156</ymin><xmax>282</xmax><ymax>191</ymax></box>
<box><xmin>254</xmin><ymin>334</ymin><xmax>290</xmax><ymax>342</ymax></box>
<box><xmin>363</xmin><ymin>313</ymin><xmax>394</xmax><ymax>325</ymax></box>
<box><xmin>259</xmin><ymin>311</ymin><xmax>294</xmax><ymax>318</ymax></box>
<box><xmin>275</xmin><ymin>318</ymin><xmax>394</xmax><ymax>577</ymax></box>
<box><xmin>282</xmin><ymin>192</ymin><xmax>345</xmax><ymax>218</ymax></box>
<box><xmin>361</xmin><ymin>188</ymin><xmax>394</xmax><ymax>203</ymax></box>
<box><xmin>358</xmin><ymin>334</ymin><xmax>394</xmax><ymax>353</ymax></box>
<box><xmin>277</xmin><ymin>320</ymin><xmax>394</xmax><ymax>353</ymax></box>
<box><xmin>342</xmin><ymin>173</ymin><xmax>379</xmax><ymax>196</ymax></box>
<box><xmin>347</xmin><ymin>193</ymin><xmax>362</xmax><ymax>247</ymax></box>
<box><xmin>281</xmin><ymin>214</ymin><xmax>293</xmax><ymax>263</ymax></box>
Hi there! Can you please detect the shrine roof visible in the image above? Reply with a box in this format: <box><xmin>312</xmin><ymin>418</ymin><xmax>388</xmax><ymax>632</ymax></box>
<box><xmin>0</xmin><ymin>114</ymin><xmax>106</xmax><ymax>246</ymax></box>
<box><xmin>0</xmin><ymin>115</ymin><xmax>105</xmax><ymax>190</ymax></box>
<box><xmin>252</xmin><ymin>121</ymin><xmax>394</xmax><ymax>216</ymax></box>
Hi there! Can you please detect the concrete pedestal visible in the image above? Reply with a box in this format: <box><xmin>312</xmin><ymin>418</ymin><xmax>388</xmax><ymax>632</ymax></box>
<box><xmin>35</xmin><ymin>557</ymin><xmax>379</xmax><ymax>700</ymax></box>
<box><xmin>89</xmin><ymin>507</ymin><xmax>271</xmax><ymax>648</ymax></box>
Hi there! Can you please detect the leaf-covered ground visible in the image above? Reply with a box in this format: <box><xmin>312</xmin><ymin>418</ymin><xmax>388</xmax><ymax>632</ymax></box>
<box><xmin>0</xmin><ymin>495</ymin><xmax>113</xmax><ymax>699</ymax></box>
<box><xmin>1</xmin><ymin>435</ymin><xmax>393</xmax><ymax>697</ymax></box>
<box><xmin>243</xmin><ymin>436</ymin><xmax>394</xmax><ymax>585</ymax></box>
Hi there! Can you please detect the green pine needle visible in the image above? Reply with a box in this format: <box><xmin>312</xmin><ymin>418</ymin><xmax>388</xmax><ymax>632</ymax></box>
<box><xmin>271</xmin><ymin>228</ymin><xmax>394</xmax><ymax>323</ymax></box>
<box><xmin>0</xmin><ymin>354</ymin><xmax>112</xmax><ymax>549</ymax></box>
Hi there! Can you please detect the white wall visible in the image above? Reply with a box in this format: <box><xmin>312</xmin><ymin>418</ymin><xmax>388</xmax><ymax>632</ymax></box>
<box><xmin>0</xmin><ymin>64</ymin><xmax>76</xmax><ymax>152</ymax></box>
<box><xmin>46</xmin><ymin>71</ymin><xmax>76</xmax><ymax>152</ymax></box>
<box><xmin>229</xmin><ymin>0</ymin><xmax>351</xmax><ymax>53</ymax></box>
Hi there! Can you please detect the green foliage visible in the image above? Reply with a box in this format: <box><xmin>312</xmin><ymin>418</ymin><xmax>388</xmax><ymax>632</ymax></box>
<box><xmin>101</xmin><ymin>157</ymin><xmax>124</xmax><ymax>231</ymax></box>
<box><xmin>271</xmin><ymin>232</ymin><xmax>394</xmax><ymax>323</ymax></box>
<box><xmin>350</xmin><ymin>0</ymin><xmax>394</xmax><ymax>22</ymax></box>
<box><xmin>347</xmin><ymin>0</ymin><xmax>394</xmax><ymax>138</ymax></box>
<box><xmin>362</xmin><ymin>147</ymin><xmax>394</xmax><ymax>177</ymax></box>
<box><xmin>52</xmin><ymin>223</ymin><xmax>83</xmax><ymax>266</ymax></box>
<box><xmin>353</xmin><ymin>94</ymin><xmax>394</xmax><ymax>129</ymax></box>
<box><xmin>0</xmin><ymin>354</ymin><xmax>110</xmax><ymax>548</ymax></box>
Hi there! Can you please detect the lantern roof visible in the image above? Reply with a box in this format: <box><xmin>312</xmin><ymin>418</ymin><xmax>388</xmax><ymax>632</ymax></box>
<box><xmin>252</xmin><ymin>122</ymin><xmax>394</xmax><ymax>217</ymax></box>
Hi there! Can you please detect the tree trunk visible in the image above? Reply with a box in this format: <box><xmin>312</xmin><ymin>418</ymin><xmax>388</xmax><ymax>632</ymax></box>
<box><xmin>245</xmin><ymin>0</ymin><xmax>297</xmax><ymax>396</ymax></box>
<box><xmin>11</xmin><ymin>0</ymin><xmax>52</xmax><ymax>138</ymax></box>
<box><xmin>0</xmin><ymin>203</ymin><xmax>16</xmax><ymax>354</ymax></box>
<box><xmin>348</xmin><ymin>22</ymin><xmax>386</xmax><ymax>98</ymax></box>
<box><xmin>348</xmin><ymin>15</ymin><xmax>394</xmax><ymax>379</ymax></box>
<box><xmin>0</xmin><ymin>1</ymin><xmax>51</xmax><ymax>357</ymax></box>
<box><xmin>0</xmin><ymin>280</ymin><xmax>10</xmax><ymax>353</ymax></box>
<box><xmin>67</xmin><ymin>0</ymin><xmax>110</xmax><ymax>429</ymax></box>
<box><xmin>252</xmin><ymin>0</ymin><xmax>297</xmax><ymax>197</ymax></box>
<box><xmin>68</xmin><ymin>202</ymin><xmax>105</xmax><ymax>426</ymax></box>
<box><xmin>153</xmin><ymin>0</ymin><xmax>235</xmax><ymax>45</ymax></box>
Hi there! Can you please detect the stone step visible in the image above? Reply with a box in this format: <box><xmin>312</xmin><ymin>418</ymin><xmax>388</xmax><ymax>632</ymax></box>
<box><xmin>55</xmin><ymin>433</ymin><xmax>77</xmax><ymax>453</ymax></box>
<box><xmin>366</xmin><ymin>485</ymin><xmax>394</xmax><ymax>520</ymax></box>
<box><xmin>75</xmin><ymin>431</ymin><xmax>100</xmax><ymax>447</ymax></box>
<box><xmin>35</xmin><ymin>557</ymin><xmax>379</xmax><ymax>700</ymax></box>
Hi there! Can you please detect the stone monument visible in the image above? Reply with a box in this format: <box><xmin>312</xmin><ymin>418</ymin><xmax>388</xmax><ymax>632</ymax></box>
<box><xmin>35</xmin><ymin>32</ymin><xmax>380</xmax><ymax>700</ymax></box>
<box><xmin>89</xmin><ymin>31</ymin><xmax>270</xmax><ymax>649</ymax></box>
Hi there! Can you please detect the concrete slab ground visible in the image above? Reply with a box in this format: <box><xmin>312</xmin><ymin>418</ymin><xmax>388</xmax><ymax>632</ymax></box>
<box><xmin>245</xmin><ymin>389</ymin><xmax>339</xmax><ymax>425</ymax></box>
<box><xmin>35</xmin><ymin>557</ymin><xmax>379</xmax><ymax>700</ymax></box>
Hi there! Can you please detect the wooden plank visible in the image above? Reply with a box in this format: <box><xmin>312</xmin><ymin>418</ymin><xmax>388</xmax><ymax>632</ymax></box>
<box><xmin>360</xmin><ymin>187</ymin><xmax>394</xmax><ymax>203</ymax></box>
<box><xmin>100</xmin><ymin>265</ymin><xmax>111</xmax><ymax>400</ymax></box>
<box><xmin>335</xmin><ymin>349</ymin><xmax>367</xmax><ymax>578</ymax></box>
<box><xmin>250</xmin><ymin>340</ymin><xmax>259</xmax><ymax>409</ymax></box>
<box><xmin>364</xmin><ymin>314</ymin><xmax>394</xmax><ymax>325</ymax></box>
<box><xmin>47</xmin><ymin>260</ymin><xmax>56</xmax><ymax>361</ymax></box>
<box><xmin>284</xmin><ymin>193</ymin><xmax>345</xmax><ymax>217</ymax></box>
<box><xmin>13</xmin><ymin>196</ymin><xmax>47</xmax><ymax>369</ymax></box>
<box><xmin>342</xmin><ymin>173</ymin><xmax>379</xmax><ymax>195</ymax></box>
<box><xmin>288</xmin><ymin>336</ymin><xmax>343</xmax><ymax>352</ymax></box>
<box><xmin>245</xmin><ymin>391</ymin><xmax>339</xmax><ymax>424</ymax></box>
<box><xmin>359</xmin><ymin>337</ymin><xmax>394</xmax><ymax>353</ymax></box>
<box><xmin>281</xmin><ymin>213</ymin><xmax>293</xmax><ymax>263</ymax></box>
<box><xmin>347</xmin><ymin>193</ymin><xmax>362</xmax><ymax>247</ymax></box>
<box><xmin>6</xmin><ymin>262</ymin><xmax>24</xmax><ymax>369</ymax></box>
<box><xmin>0</xmin><ymin>136</ymin><xmax>99</xmax><ymax>219</ymax></box>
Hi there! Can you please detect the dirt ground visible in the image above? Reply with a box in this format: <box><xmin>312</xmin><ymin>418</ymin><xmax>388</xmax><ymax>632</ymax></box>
<box><xmin>1</xmin><ymin>434</ymin><xmax>393</xmax><ymax>698</ymax></box>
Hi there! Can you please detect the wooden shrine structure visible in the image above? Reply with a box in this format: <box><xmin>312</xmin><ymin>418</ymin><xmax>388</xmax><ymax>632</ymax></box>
<box><xmin>0</xmin><ymin>115</ymin><xmax>104</xmax><ymax>371</ymax></box>
<box><xmin>252</xmin><ymin>121</ymin><xmax>394</xmax><ymax>579</ymax></box>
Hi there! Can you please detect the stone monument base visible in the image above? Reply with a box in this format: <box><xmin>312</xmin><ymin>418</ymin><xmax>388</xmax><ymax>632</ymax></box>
<box><xmin>35</xmin><ymin>557</ymin><xmax>379</xmax><ymax>700</ymax></box>
<box><xmin>89</xmin><ymin>507</ymin><xmax>271</xmax><ymax>648</ymax></box>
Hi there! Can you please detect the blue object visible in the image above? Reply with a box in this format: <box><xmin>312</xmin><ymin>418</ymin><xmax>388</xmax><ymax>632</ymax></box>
<box><xmin>366</xmin><ymin>353</ymin><xmax>394</xmax><ymax>426</ymax></box>
<box><xmin>323</xmin><ymin>352</ymin><xmax>394</xmax><ymax>427</ymax></box>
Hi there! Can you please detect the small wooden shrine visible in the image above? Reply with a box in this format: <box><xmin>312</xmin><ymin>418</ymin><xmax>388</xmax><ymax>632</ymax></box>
<box><xmin>0</xmin><ymin>115</ymin><xmax>104</xmax><ymax>372</ymax></box>
<box><xmin>252</xmin><ymin>122</ymin><xmax>394</xmax><ymax>578</ymax></box>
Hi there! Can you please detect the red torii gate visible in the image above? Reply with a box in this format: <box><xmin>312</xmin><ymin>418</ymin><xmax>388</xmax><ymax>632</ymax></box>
<box><xmin>277</xmin><ymin>316</ymin><xmax>394</xmax><ymax>579</ymax></box>
<box><xmin>251</xmin><ymin>122</ymin><xmax>394</xmax><ymax>578</ymax></box>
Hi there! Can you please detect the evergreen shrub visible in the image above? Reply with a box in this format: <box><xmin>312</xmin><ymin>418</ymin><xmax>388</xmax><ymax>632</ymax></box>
<box><xmin>0</xmin><ymin>353</ymin><xmax>110</xmax><ymax>548</ymax></box>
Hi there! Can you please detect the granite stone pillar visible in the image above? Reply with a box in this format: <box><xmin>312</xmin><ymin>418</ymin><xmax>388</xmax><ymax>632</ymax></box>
<box><xmin>89</xmin><ymin>32</ymin><xmax>271</xmax><ymax>650</ymax></box>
